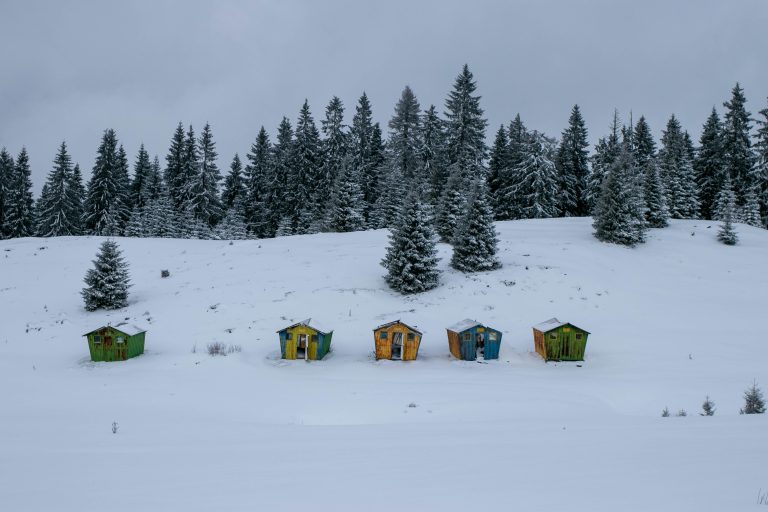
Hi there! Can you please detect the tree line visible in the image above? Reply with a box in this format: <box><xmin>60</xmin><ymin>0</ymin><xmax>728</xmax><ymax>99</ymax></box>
<box><xmin>1</xmin><ymin>65</ymin><xmax>767</xmax><ymax>247</ymax></box>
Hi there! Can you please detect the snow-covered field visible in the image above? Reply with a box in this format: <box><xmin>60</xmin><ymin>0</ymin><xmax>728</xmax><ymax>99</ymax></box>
<box><xmin>1</xmin><ymin>218</ymin><xmax>766</xmax><ymax>511</ymax></box>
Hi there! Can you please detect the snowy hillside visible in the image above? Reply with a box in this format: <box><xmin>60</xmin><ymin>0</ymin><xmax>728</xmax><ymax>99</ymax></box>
<box><xmin>1</xmin><ymin>218</ymin><xmax>767</xmax><ymax>512</ymax></box>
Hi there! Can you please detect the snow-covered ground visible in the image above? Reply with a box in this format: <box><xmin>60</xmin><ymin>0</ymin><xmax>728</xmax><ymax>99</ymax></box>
<box><xmin>1</xmin><ymin>218</ymin><xmax>766</xmax><ymax>511</ymax></box>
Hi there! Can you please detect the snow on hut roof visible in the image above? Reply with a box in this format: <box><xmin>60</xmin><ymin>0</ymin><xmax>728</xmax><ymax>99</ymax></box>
<box><xmin>373</xmin><ymin>320</ymin><xmax>422</xmax><ymax>335</ymax></box>
<box><xmin>447</xmin><ymin>319</ymin><xmax>483</xmax><ymax>333</ymax></box>
<box><xmin>533</xmin><ymin>318</ymin><xmax>590</xmax><ymax>334</ymax></box>
<box><xmin>277</xmin><ymin>318</ymin><xmax>333</xmax><ymax>335</ymax></box>
<box><xmin>83</xmin><ymin>322</ymin><xmax>146</xmax><ymax>336</ymax></box>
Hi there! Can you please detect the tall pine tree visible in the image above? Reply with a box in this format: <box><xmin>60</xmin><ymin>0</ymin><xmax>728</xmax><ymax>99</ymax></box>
<box><xmin>658</xmin><ymin>115</ymin><xmax>699</xmax><ymax>218</ymax></box>
<box><xmin>4</xmin><ymin>147</ymin><xmax>34</xmax><ymax>238</ymax></box>
<box><xmin>556</xmin><ymin>105</ymin><xmax>590</xmax><ymax>216</ymax></box>
<box><xmin>288</xmin><ymin>101</ymin><xmax>322</xmax><ymax>233</ymax></box>
<box><xmin>444</xmin><ymin>64</ymin><xmax>487</xmax><ymax>185</ymax></box>
<box><xmin>714</xmin><ymin>175</ymin><xmax>738</xmax><ymax>245</ymax></box>
<box><xmin>84</xmin><ymin>130</ymin><xmax>122</xmax><ymax>235</ymax></box>
<box><xmin>507</xmin><ymin>131</ymin><xmax>560</xmax><ymax>219</ymax></box>
<box><xmin>327</xmin><ymin>156</ymin><xmax>365</xmax><ymax>233</ymax></box>
<box><xmin>130</xmin><ymin>144</ymin><xmax>153</xmax><ymax>210</ymax></box>
<box><xmin>186</xmin><ymin>122</ymin><xmax>222</xmax><ymax>227</ymax></box>
<box><xmin>695</xmin><ymin>108</ymin><xmax>725</xmax><ymax>220</ymax></box>
<box><xmin>221</xmin><ymin>153</ymin><xmax>246</xmax><ymax>210</ymax></box>
<box><xmin>420</xmin><ymin>105</ymin><xmax>448</xmax><ymax>206</ymax></box>
<box><xmin>164</xmin><ymin>122</ymin><xmax>186</xmax><ymax>210</ymax></box>
<box><xmin>0</xmin><ymin>148</ymin><xmax>12</xmax><ymax>238</ymax></box>
<box><xmin>388</xmin><ymin>86</ymin><xmax>422</xmax><ymax>185</ymax></box>
<box><xmin>245</xmin><ymin>127</ymin><xmax>275</xmax><ymax>237</ymax></box>
<box><xmin>722</xmin><ymin>83</ymin><xmax>756</xmax><ymax>202</ymax></box>
<box><xmin>319</xmin><ymin>96</ymin><xmax>348</xmax><ymax>214</ymax></box>
<box><xmin>37</xmin><ymin>142</ymin><xmax>78</xmax><ymax>237</ymax></box>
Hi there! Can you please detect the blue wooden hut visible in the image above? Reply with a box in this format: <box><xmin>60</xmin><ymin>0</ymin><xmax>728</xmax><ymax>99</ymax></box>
<box><xmin>446</xmin><ymin>319</ymin><xmax>502</xmax><ymax>360</ymax></box>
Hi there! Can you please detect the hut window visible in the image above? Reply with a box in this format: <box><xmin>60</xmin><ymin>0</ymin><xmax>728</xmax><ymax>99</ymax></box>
<box><xmin>488</xmin><ymin>332</ymin><xmax>498</xmax><ymax>341</ymax></box>
<box><xmin>575</xmin><ymin>333</ymin><xmax>583</xmax><ymax>340</ymax></box>
<box><xmin>93</xmin><ymin>335</ymin><xmax>101</xmax><ymax>343</ymax></box>
<box><xmin>379</xmin><ymin>331</ymin><xmax>388</xmax><ymax>340</ymax></box>
<box><xmin>407</xmin><ymin>332</ymin><xmax>415</xmax><ymax>341</ymax></box>
<box><xmin>463</xmin><ymin>332</ymin><xmax>471</xmax><ymax>341</ymax></box>
<box><xmin>116</xmin><ymin>336</ymin><xmax>125</xmax><ymax>344</ymax></box>
<box><xmin>311</xmin><ymin>335</ymin><xmax>318</xmax><ymax>342</ymax></box>
<box><xmin>286</xmin><ymin>332</ymin><xmax>293</xmax><ymax>340</ymax></box>
<box><xmin>549</xmin><ymin>333</ymin><xmax>557</xmax><ymax>340</ymax></box>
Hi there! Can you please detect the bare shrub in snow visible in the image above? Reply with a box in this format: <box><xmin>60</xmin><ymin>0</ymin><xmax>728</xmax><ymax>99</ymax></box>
<box><xmin>207</xmin><ymin>342</ymin><xmax>227</xmax><ymax>356</ymax></box>
<box><xmin>227</xmin><ymin>344</ymin><xmax>242</xmax><ymax>354</ymax></box>
<box><xmin>661</xmin><ymin>407</ymin><xmax>670</xmax><ymax>417</ymax></box>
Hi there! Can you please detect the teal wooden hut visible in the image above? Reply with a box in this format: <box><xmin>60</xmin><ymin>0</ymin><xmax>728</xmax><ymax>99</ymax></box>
<box><xmin>446</xmin><ymin>319</ymin><xmax>502</xmax><ymax>361</ymax></box>
<box><xmin>277</xmin><ymin>319</ymin><xmax>333</xmax><ymax>360</ymax></box>
<box><xmin>532</xmin><ymin>318</ymin><xmax>590</xmax><ymax>361</ymax></box>
<box><xmin>83</xmin><ymin>323</ymin><xmax>146</xmax><ymax>362</ymax></box>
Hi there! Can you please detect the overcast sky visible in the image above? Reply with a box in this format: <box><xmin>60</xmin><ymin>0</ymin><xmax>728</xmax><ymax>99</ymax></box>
<box><xmin>1</xmin><ymin>0</ymin><xmax>766</xmax><ymax>192</ymax></box>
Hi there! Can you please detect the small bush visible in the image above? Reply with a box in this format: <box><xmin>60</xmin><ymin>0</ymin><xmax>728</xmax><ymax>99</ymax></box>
<box><xmin>676</xmin><ymin>409</ymin><xmax>687</xmax><ymax>417</ymax></box>
<box><xmin>207</xmin><ymin>342</ymin><xmax>227</xmax><ymax>356</ymax></box>
<box><xmin>701</xmin><ymin>396</ymin><xmax>715</xmax><ymax>416</ymax></box>
<box><xmin>661</xmin><ymin>407</ymin><xmax>670</xmax><ymax>417</ymax></box>
<box><xmin>227</xmin><ymin>344</ymin><xmax>242</xmax><ymax>354</ymax></box>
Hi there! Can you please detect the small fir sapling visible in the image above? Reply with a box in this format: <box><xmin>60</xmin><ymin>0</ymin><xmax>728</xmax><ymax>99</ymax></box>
<box><xmin>700</xmin><ymin>396</ymin><xmax>716</xmax><ymax>416</ymax></box>
<box><xmin>740</xmin><ymin>381</ymin><xmax>766</xmax><ymax>414</ymax></box>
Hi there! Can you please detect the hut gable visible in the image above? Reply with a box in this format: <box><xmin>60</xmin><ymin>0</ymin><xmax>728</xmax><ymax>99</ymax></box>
<box><xmin>278</xmin><ymin>318</ymin><xmax>333</xmax><ymax>361</ymax></box>
<box><xmin>446</xmin><ymin>319</ymin><xmax>502</xmax><ymax>361</ymax></box>
<box><xmin>373</xmin><ymin>320</ymin><xmax>422</xmax><ymax>361</ymax></box>
<box><xmin>532</xmin><ymin>318</ymin><xmax>590</xmax><ymax>361</ymax></box>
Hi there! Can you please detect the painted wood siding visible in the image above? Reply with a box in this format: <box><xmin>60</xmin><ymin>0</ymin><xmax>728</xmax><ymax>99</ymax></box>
<box><xmin>85</xmin><ymin>327</ymin><xmax>144</xmax><ymax>362</ymax></box>
<box><xmin>534</xmin><ymin>325</ymin><xmax>588</xmax><ymax>361</ymax></box>
<box><xmin>279</xmin><ymin>326</ymin><xmax>332</xmax><ymax>360</ymax></box>
<box><xmin>374</xmin><ymin>323</ymin><xmax>421</xmax><ymax>361</ymax></box>
<box><xmin>447</xmin><ymin>330</ymin><xmax>461</xmax><ymax>359</ymax></box>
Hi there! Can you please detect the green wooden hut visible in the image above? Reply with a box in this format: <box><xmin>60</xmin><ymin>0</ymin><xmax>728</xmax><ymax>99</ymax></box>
<box><xmin>83</xmin><ymin>323</ymin><xmax>146</xmax><ymax>362</ymax></box>
<box><xmin>532</xmin><ymin>318</ymin><xmax>589</xmax><ymax>361</ymax></box>
<box><xmin>277</xmin><ymin>319</ymin><xmax>333</xmax><ymax>360</ymax></box>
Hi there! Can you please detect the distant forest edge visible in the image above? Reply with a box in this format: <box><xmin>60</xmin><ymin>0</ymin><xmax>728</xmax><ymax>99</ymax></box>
<box><xmin>1</xmin><ymin>65</ymin><xmax>766</xmax><ymax>244</ymax></box>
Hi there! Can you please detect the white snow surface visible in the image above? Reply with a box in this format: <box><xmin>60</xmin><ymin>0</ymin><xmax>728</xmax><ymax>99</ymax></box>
<box><xmin>1</xmin><ymin>218</ymin><xmax>767</xmax><ymax>511</ymax></box>
<box><xmin>446</xmin><ymin>318</ymin><xmax>483</xmax><ymax>332</ymax></box>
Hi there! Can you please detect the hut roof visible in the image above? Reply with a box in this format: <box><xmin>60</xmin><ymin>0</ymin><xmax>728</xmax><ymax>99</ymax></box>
<box><xmin>277</xmin><ymin>318</ymin><xmax>332</xmax><ymax>335</ymax></box>
<box><xmin>533</xmin><ymin>318</ymin><xmax>590</xmax><ymax>334</ymax></box>
<box><xmin>83</xmin><ymin>322</ymin><xmax>146</xmax><ymax>337</ymax></box>
<box><xmin>447</xmin><ymin>319</ymin><xmax>483</xmax><ymax>333</ymax></box>
<box><xmin>373</xmin><ymin>320</ymin><xmax>422</xmax><ymax>335</ymax></box>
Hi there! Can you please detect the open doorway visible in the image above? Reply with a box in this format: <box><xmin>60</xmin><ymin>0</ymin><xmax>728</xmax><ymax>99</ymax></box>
<box><xmin>297</xmin><ymin>334</ymin><xmax>308</xmax><ymax>360</ymax></box>
<box><xmin>476</xmin><ymin>333</ymin><xmax>485</xmax><ymax>360</ymax></box>
<box><xmin>391</xmin><ymin>332</ymin><xmax>403</xmax><ymax>360</ymax></box>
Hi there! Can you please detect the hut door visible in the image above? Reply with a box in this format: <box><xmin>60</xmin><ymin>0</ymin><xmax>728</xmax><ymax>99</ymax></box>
<box><xmin>562</xmin><ymin>331</ymin><xmax>571</xmax><ymax>359</ymax></box>
<box><xmin>297</xmin><ymin>334</ymin><xmax>308</xmax><ymax>360</ymax></box>
<box><xmin>391</xmin><ymin>332</ymin><xmax>403</xmax><ymax>360</ymax></box>
<box><xmin>476</xmin><ymin>333</ymin><xmax>485</xmax><ymax>359</ymax></box>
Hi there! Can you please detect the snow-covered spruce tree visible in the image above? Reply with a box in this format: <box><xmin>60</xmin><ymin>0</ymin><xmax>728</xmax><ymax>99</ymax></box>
<box><xmin>67</xmin><ymin>163</ymin><xmax>86</xmax><ymax>235</ymax></box>
<box><xmin>164</xmin><ymin>122</ymin><xmax>186</xmax><ymax>210</ymax></box>
<box><xmin>216</xmin><ymin>198</ymin><xmax>248</xmax><ymax>240</ymax></box>
<box><xmin>556</xmin><ymin>105</ymin><xmax>591</xmax><ymax>216</ymax></box>
<box><xmin>381</xmin><ymin>189</ymin><xmax>440</xmax><ymax>294</ymax></box>
<box><xmin>4</xmin><ymin>147</ymin><xmax>35</xmax><ymax>238</ymax></box>
<box><xmin>632</xmin><ymin>116</ymin><xmax>656</xmax><ymax>170</ymax></box>
<box><xmin>435</xmin><ymin>164</ymin><xmax>467</xmax><ymax>242</ymax></box>
<box><xmin>592</xmin><ymin>145</ymin><xmax>647</xmax><ymax>246</ymax></box>
<box><xmin>388</xmin><ymin>86</ymin><xmax>422</xmax><ymax>186</ymax></box>
<box><xmin>642</xmin><ymin>159</ymin><xmax>669</xmax><ymax>228</ymax></box>
<box><xmin>695</xmin><ymin>108</ymin><xmax>726</xmax><ymax>220</ymax></box>
<box><xmin>700</xmin><ymin>396</ymin><xmax>715</xmax><ymax>416</ymax></box>
<box><xmin>84</xmin><ymin>129</ymin><xmax>122</xmax><ymax>235</ymax></box>
<box><xmin>493</xmin><ymin>115</ymin><xmax>529</xmax><ymax>220</ymax></box>
<box><xmin>739</xmin><ymin>381</ymin><xmax>766</xmax><ymax>414</ymax></box>
<box><xmin>487</xmin><ymin>125</ymin><xmax>510</xmax><ymax>214</ymax></box>
<box><xmin>270</xmin><ymin>118</ymin><xmax>294</xmax><ymax>231</ymax></box>
<box><xmin>128</xmin><ymin>144</ymin><xmax>152</xmax><ymax>211</ymax></box>
<box><xmin>349</xmin><ymin>93</ymin><xmax>377</xmax><ymax>225</ymax></box>
<box><xmin>508</xmin><ymin>131</ymin><xmax>560</xmax><ymax>219</ymax></box>
<box><xmin>0</xmin><ymin>148</ymin><xmax>14</xmax><ymax>239</ymax></box>
<box><xmin>123</xmin><ymin>207</ymin><xmax>146</xmax><ymax>237</ymax></box>
<box><xmin>450</xmin><ymin>180</ymin><xmax>500</xmax><ymax>272</ymax></box>
<box><xmin>714</xmin><ymin>176</ymin><xmax>738</xmax><ymax>245</ymax></box>
<box><xmin>144</xmin><ymin>190</ymin><xmax>178</xmax><ymax>238</ymax></box>
<box><xmin>319</xmin><ymin>96</ymin><xmax>348</xmax><ymax>217</ymax></box>
<box><xmin>221</xmin><ymin>153</ymin><xmax>246</xmax><ymax>210</ymax></box>
<box><xmin>37</xmin><ymin>142</ymin><xmax>79</xmax><ymax>237</ymax></box>
<box><xmin>754</xmin><ymin>96</ymin><xmax>768</xmax><ymax>226</ymax></box>
<box><xmin>327</xmin><ymin>157</ymin><xmax>365</xmax><ymax>232</ymax></box>
<box><xmin>722</xmin><ymin>83</ymin><xmax>756</xmax><ymax>202</ymax></box>
<box><xmin>275</xmin><ymin>216</ymin><xmax>294</xmax><ymax>237</ymax></box>
<box><xmin>658</xmin><ymin>115</ymin><xmax>699</xmax><ymax>218</ymax></box>
<box><xmin>114</xmin><ymin>145</ymin><xmax>132</xmax><ymax>231</ymax></box>
<box><xmin>420</xmin><ymin>105</ymin><xmax>448</xmax><ymax>206</ymax></box>
<box><xmin>369</xmin><ymin>158</ymin><xmax>405</xmax><ymax>230</ymax></box>
<box><xmin>185</xmin><ymin>122</ymin><xmax>223</xmax><ymax>228</ymax></box>
<box><xmin>444</xmin><ymin>64</ymin><xmax>488</xmax><ymax>185</ymax></box>
<box><xmin>740</xmin><ymin>187</ymin><xmax>762</xmax><ymax>227</ymax></box>
<box><xmin>586</xmin><ymin>112</ymin><xmax>621</xmax><ymax>213</ymax></box>
<box><xmin>287</xmin><ymin>101</ymin><xmax>322</xmax><ymax>234</ymax></box>
<box><xmin>245</xmin><ymin>127</ymin><xmax>275</xmax><ymax>238</ymax></box>
<box><xmin>81</xmin><ymin>240</ymin><xmax>131</xmax><ymax>311</ymax></box>
<box><xmin>176</xmin><ymin>124</ymin><xmax>200</xmax><ymax>215</ymax></box>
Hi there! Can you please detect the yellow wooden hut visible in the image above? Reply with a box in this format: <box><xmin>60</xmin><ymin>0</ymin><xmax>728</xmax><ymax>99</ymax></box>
<box><xmin>277</xmin><ymin>319</ymin><xmax>333</xmax><ymax>360</ymax></box>
<box><xmin>373</xmin><ymin>320</ymin><xmax>422</xmax><ymax>360</ymax></box>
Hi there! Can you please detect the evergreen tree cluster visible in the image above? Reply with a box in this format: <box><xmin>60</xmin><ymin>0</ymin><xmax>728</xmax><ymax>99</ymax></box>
<box><xmin>2</xmin><ymin>75</ymin><xmax>767</xmax><ymax>247</ymax></box>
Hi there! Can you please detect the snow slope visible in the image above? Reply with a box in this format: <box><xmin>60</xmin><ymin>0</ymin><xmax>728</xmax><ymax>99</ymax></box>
<box><xmin>1</xmin><ymin>218</ymin><xmax>766</xmax><ymax>511</ymax></box>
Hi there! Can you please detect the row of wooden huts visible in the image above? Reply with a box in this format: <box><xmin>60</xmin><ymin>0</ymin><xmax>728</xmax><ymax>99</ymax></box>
<box><xmin>83</xmin><ymin>318</ymin><xmax>589</xmax><ymax>363</ymax></box>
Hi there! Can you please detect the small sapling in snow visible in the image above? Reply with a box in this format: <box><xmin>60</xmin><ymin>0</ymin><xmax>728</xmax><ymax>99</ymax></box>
<box><xmin>112</xmin><ymin>421</ymin><xmax>118</xmax><ymax>434</ymax></box>
<box><xmin>700</xmin><ymin>396</ymin><xmax>715</xmax><ymax>416</ymax></box>
<box><xmin>740</xmin><ymin>381</ymin><xmax>766</xmax><ymax>415</ymax></box>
